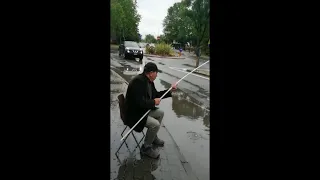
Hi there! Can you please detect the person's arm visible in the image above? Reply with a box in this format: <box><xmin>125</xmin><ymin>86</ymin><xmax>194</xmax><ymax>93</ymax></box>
<box><xmin>152</xmin><ymin>83</ymin><xmax>172</xmax><ymax>99</ymax></box>
<box><xmin>132</xmin><ymin>79</ymin><xmax>156</xmax><ymax>109</ymax></box>
<box><xmin>156</xmin><ymin>89</ymin><xmax>172</xmax><ymax>99</ymax></box>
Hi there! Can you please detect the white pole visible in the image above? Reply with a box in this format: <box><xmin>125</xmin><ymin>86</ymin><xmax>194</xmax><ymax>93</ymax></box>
<box><xmin>120</xmin><ymin>60</ymin><xmax>210</xmax><ymax>141</ymax></box>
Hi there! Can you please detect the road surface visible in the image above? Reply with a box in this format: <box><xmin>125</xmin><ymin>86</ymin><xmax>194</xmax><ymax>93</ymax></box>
<box><xmin>110</xmin><ymin>51</ymin><xmax>210</xmax><ymax>180</ymax></box>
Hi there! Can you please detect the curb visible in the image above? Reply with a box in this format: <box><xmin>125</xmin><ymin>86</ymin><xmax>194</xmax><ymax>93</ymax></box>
<box><xmin>110</xmin><ymin>69</ymin><xmax>129</xmax><ymax>85</ymax></box>
<box><xmin>144</xmin><ymin>54</ymin><xmax>185</xmax><ymax>59</ymax></box>
<box><xmin>186</xmin><ymin>69</ymin><xmax>210</xmax><ymax>77</ymax></box>
<box><xmin>190</xmin><ymin>56</ymin><xmax>210</xmax><ymax>61</ymax></box>
<box><xmin>162</xmin><ymin>125</ymin><xmax>199</xmax><ymax>180</ymax></box>
<box><xmin>110</xmin><ymin>69</ymin><xmax>198</xmax><ymax>180</ymax></box>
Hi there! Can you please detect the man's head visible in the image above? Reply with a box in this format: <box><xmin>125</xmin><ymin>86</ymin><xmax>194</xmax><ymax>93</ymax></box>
<box><xmin>143</xmin><ymin>62</ymin><xmax>158</xmax><ymax>82</ymax></box>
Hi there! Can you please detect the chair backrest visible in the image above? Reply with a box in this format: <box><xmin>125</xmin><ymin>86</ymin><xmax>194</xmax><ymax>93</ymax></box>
<box><xmin>118</xmin><ymin>94</ymin><xmax>126</xmax><ymax>124</ymax></box>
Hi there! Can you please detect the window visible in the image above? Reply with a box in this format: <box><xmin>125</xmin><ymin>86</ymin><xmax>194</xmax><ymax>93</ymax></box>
<box><xmin>125</xmin><ymin>41</ymin><xmax>140</xmax><ymax>48</ymax></box>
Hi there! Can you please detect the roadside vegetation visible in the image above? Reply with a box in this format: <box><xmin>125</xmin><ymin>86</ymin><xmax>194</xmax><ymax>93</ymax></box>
<box><xmin>146</xmin><ymin>43</ymin><xmax>175</xmax><ymax>56</ymax></box>
<box><xmin>111</xmin><ymin>0</ymin><xmax>210</xmax><ymax>66</ymax></box>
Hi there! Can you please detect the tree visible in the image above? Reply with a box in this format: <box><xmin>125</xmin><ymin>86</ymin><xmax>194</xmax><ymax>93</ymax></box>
<box><xmin>111</xmin><ymin>0</ymin><xmax>125</xmax><ymax>42</ymax></box>
<box><xmin>145</xmin><ymin>34</ymin><xmax>157</xmax><ymax>43</ymax></box>
<box><xmin>163</xmin><ymin>2</ymin><xmax>194</xmax><ymax>45</ymax></box>
<box><xmin>163</xmin><ymin>0</ymin><xmax>210</xmax><ymax>67</ymax></box>
<box><xmin>111</xmin><ymin>0</ymin><xmax>141</xmax><ymax>44</ymax></box>
<box><xmin>158</xmin><ymin>35</ymin><xmax>168</xmax><ymax>44</ymax></box>
<box><xmin>184</xmin><ymin>0</ymin><xmax>210</xmax><ymax>67</ymax></box>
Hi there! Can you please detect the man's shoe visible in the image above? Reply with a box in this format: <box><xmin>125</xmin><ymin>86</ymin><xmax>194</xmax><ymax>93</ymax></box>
<box><xmin>141</xmin><ymin>145</ymin><xmax>160</xmax><ymax>159</ymax></box>
<box><xmin>152</xmin><ymin>136</ymin><xmax>164</xmax><ymax>146</ymax></box>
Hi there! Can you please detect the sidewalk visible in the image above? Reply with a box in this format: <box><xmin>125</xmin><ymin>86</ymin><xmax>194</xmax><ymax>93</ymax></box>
<box><xmin>110</xmin><ymin>69</ymin><xmax>199</xmax><ymax>180</ymax></box>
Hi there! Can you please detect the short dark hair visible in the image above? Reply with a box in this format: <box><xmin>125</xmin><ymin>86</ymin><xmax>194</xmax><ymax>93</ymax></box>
<box><xmin>143</xmin><ymin>62</ymin><xmax>158</xmax><ymax>73</ymax></box>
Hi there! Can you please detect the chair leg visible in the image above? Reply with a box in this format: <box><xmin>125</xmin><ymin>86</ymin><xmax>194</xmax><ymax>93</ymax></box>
<box><xmin>115</xmin><ymin>151</ymin><xmax>121</xmax><ymax>163</ymax></box>
<box><xmin>138</xmin><ymin>131</ymin><xmax>145</xmax><ymax>147</ymax></box>
<box><xmin>124</xmin><ymin>139</ymin><xmax>131</xmax><ymax>153</ymax></box>
<box><xmin>115</xmin><ymin>137</ymin><xmax>127</xmax><ymax>155</ymax></box>
<box><xmin>131</xmin><ymin>131</ymin><xmax>143</xmax><ymax>152</ymax></box>
<box><xmin>115</xmin><ymin>127</ymin><xmax>145</xmax><ymax>158</ymax></box>
<box><xmin>121</xmin><ymin>126</ymin><xmax>127</xmax><ymax>137</ymax></box>
<box><xmin>115</xmin><ymin>126</ymin><xmax>131</xmax><ymax>154</ymax></box>
<box><xmin>142</xmin><ymin>130</ymin><xmax>146</xmax><ymax>138</ymax></box>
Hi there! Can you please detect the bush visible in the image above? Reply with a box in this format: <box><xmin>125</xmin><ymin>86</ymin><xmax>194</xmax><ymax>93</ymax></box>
<box><xmin>169</xmin><ymin>51</ymin><xmax>176</xmax><ymax>56</ymax></box>
<box><xmin>201</xmin><ymin>46</ymin><xmax>210</xmax><ymax>56</ymax></box>
<box><xmin>146</xmin><ymin>45</ymin><xmax>155</xmax><ymax>54</ymax></box>
<box><xmin>155</xmin><ymin>43</ymin><xmax>174</xmax><ymax>56</ymax></box>
<box><xmin>186</xmin><ymin>46</ymin><xmax>195</xmax><ymax>52</ymax></box>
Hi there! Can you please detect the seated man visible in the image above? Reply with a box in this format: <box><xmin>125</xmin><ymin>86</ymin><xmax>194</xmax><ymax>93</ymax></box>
<box><xmin>124</xmin><ymin>62</ymin><xmax>177</xmax><ymax>159</ymax></box>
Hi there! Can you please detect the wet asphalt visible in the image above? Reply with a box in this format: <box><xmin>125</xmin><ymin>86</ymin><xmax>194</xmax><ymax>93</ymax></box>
<box><xmin>110</xmin><ymin>51</ymin><xmax>210</xmax><ymax>180</ymax></box>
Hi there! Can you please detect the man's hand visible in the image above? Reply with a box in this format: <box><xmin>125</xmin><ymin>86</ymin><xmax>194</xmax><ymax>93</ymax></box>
<box><xmin>171</xmin><ymin>82</ymin><xmax>177</xmax><ymax>91</ymax></box>
<box><xmin>154</xmin><ymin>98</ymin><xmax>161</xmax><ymax>105</ymax></box>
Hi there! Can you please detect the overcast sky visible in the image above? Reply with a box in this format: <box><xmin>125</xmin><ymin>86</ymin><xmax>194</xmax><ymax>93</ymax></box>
<box><xmin>136</xmin><ymin>0</ymin><xmax>181</xmax><ymax>39</ymax></box>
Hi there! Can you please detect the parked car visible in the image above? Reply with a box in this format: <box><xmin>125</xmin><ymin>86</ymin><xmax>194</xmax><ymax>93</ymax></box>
<box><xmin>119</xmin><ymin>41</ymin><xmax>143</xmax><ymax>61</ymax></box>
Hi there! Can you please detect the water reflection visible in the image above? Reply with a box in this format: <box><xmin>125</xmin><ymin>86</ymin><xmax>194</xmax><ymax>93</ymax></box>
<box><xmin>116</xmin><ymin>154</ymin><xmax>160</xmax><ymax>180</ymax></box>
<box><xmin>172</xmin><ymin>91</ymin><xmax>210</xmax><ymax>127</ymax></box>
<box><xmin>159</xmin><ymin>79</ymin><xmax>210</xmax><ymax>128</ymax></box>
<box><xmin>120</xmin><ymin>65</ymin><xmax>140</xmax><ymax>75</ymax></box>
<box><xmin>117</xmin><ymin>61</ymin><xmax>144</xmax><ymax>76</ymax></box>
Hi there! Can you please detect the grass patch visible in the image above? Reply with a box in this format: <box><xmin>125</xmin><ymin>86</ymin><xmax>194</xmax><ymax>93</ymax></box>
<box><xmin>146</xmin><ymin>43</ymin><xmax>175</xmax><ymax>56</ymax></box>
<box><xmin>146</xmin><ymin>45</ymin><xmax>155</xmax><ymax>54</ymax></box>
<box><xmin>110</xmin><ymin>44</ymin><xmax>119</xmax><ymax>50</ymax></box>
<box><xmin>154</xmin><ymin>43</ymin><xmax>174</xmax><ymax>56</ymax></box>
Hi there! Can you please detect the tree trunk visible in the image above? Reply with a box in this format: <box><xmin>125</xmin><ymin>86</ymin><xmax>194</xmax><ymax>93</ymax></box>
<box><xmin>196</xmin><ymin>56</ymin><xmax>200</xmax><ymax>67</ymax></box>
<box><xmin>195</xmin><ymin>37</ymin><xmax>200</xmax><ymax>67</ymax></box>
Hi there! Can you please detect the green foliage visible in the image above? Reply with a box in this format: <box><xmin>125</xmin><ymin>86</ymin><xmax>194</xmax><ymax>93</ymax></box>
<box><xmin>158</xmin><ymin>35</ymin><xmax>169</xmax><ymax>44</ymax></box>
<box><xmin>163</xmin><ymin>2</ymin><xmax>194</xmax><ymax>45</ymax></box>
<box><xmin>186</xmin><ymin>46</ymin><xmax>195</xmax><ymax>52</ymax></box>
<box><xmin>146</xmin><ymin>43</ymin><xmax>174</xmax><ymax>56</ymax></box>
<box><xmin>146</xmin><ymin>45</ymin><xmax>155</xmax><ymax>54</ymax></box>
<box><xmin>163</xmin><ymin>0</ymin><xmax>209</xmax><ymax>47</ymax></box>
<box><xmin>155</xmin><ymin>43</ymin><xmax>174</xmax><ymax>56</ymax></box>
<box><xmin>145</xmin><ymin>34</ymin><xmax>157</xmax><ymax>43</ymax></box>
<box><xmin>111</xmin><ymin>0</ymin><xmax>141</xmax><ymax>43</ymax></box>
<box><xmin>163</xmin><ymin>0</ymin><xmax>210</xmax><ymax>66</ymax></box>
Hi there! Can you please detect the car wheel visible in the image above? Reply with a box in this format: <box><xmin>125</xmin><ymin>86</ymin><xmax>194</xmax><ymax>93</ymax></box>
<box><xmin>139</xmin><ymin>57</ymin><xmax>143</xmax><ymax>62</ymax></box>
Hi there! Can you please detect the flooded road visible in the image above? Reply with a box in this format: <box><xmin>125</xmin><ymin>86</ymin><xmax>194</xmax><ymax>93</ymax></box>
<box><xmin>110</xmin><ymin>53</ymin><xmax>210</xmax><ymax>180</ymax></box>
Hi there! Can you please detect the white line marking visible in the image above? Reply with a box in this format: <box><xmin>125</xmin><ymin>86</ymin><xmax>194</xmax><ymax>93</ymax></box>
<box><xmin>168</xmin><ymin>67</ymin><xmax>210</xmax><ymax>80</ymax></box>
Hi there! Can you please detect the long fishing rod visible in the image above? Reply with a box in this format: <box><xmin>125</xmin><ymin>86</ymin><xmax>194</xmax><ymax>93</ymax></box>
<box><xmin>120</xmin><ymin>60</ymin><xmax>210</xmax><ymax>141</ymax></box>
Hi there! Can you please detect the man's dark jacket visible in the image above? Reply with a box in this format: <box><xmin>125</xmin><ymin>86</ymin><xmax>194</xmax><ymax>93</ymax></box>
<box><xmin>124</xmin><ymin>73</ymin><xmax>172</xmax><ymax>132</ymax></box>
